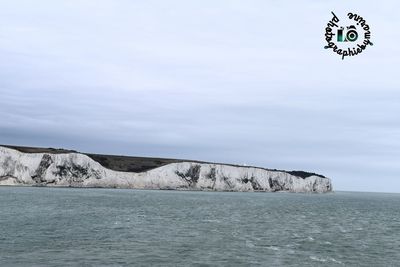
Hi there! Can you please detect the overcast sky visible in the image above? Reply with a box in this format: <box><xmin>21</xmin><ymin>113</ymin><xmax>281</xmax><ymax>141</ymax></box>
<box><xmin>0</xmin><ymin>1</ymin><xmax>399</xmax><ymax>192</ymax></box>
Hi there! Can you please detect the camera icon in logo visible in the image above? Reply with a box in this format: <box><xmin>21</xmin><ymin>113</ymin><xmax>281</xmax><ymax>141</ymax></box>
<box><xmin>337</xmin><ymin>25</ymin><xmax>358</xmax><ymax>42</ymax></box>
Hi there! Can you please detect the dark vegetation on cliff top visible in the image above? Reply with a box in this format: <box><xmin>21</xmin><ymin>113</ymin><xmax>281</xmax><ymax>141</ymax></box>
<box><xmin>1</xmin><ymin>145</ymin><xmax>326</xmax><ymax>179</ymax></box>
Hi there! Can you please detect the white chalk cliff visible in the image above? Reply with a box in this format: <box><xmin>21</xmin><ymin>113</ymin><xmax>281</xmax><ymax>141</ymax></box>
<box><xmin>0</xmin><ymin>146</ymin><xmax>332</xmax><ymax>192</ymax></box>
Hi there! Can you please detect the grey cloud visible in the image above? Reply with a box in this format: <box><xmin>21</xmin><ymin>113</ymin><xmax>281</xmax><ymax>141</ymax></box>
<box><xmin>0</xmin><ymin>0</ymin><xmax>399</xmax><ymax>192</ymax></box>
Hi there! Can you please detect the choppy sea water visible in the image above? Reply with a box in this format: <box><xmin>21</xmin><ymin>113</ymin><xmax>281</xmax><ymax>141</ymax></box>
<box><xmin>1</xmin><ymin>187</ymin><xmax>400</xmax><ymax>266</ymax></box>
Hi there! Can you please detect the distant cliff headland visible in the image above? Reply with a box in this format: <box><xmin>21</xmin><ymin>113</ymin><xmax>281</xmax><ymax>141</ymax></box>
<box><xmin>0</xmin><ymin>145</ymin><xmax>332</xmax><ymax>193</ymax></box>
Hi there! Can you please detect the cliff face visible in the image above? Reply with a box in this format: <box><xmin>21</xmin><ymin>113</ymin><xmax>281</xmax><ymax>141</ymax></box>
<box><xmin>0</xmin><ymin>146</ymin><xmax>332</xmax><ymax>192</ymax></box>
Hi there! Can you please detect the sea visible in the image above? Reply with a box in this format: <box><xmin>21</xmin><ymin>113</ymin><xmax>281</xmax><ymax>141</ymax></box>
<box><xmin>0</xmin><ymin>187</ymin><xmax>399</xmax><ymax>266</ymax></box>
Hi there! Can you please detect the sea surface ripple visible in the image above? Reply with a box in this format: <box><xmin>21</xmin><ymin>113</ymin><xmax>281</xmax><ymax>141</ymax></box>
<box><xmin>1</xmin><ymin>187</ymin><xmax>399</xmax><ymax>266</ymax></box>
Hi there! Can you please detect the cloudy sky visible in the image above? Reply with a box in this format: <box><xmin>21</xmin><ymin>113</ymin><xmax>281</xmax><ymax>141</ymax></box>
<box><xmin>0</xmin><ymin>1</ymin><xmax>399</xmax><ymax>192</ymax></box>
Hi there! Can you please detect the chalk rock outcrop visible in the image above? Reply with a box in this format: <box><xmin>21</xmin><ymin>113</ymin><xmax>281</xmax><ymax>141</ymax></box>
<box><xmin>0</xmin><ymin>146</ymin><xmax>332</xmax><ymax>192</ymax></box>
